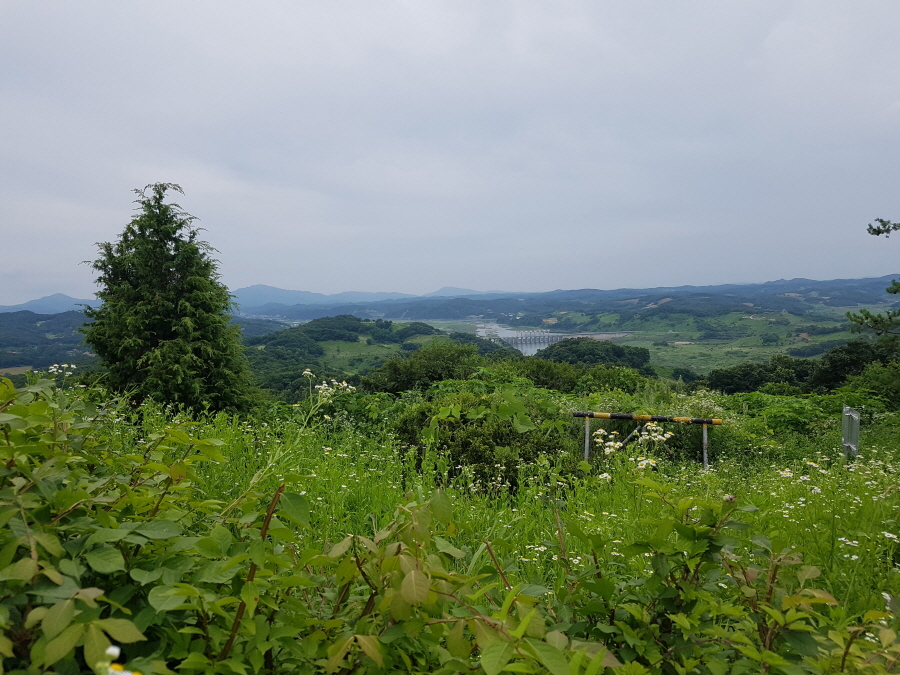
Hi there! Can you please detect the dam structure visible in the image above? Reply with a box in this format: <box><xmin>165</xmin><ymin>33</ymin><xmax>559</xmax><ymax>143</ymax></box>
<box><xmin>476</xmin><ymin>324</ymin><xmax>634</xmax><ymax>356</ymax></box>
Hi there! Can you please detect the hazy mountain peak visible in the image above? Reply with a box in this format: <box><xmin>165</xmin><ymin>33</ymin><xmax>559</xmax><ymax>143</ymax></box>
<box><xmin>0</xmin><ymin>294</ymin><xmax>93</xmax><ymax>314</ymax></box>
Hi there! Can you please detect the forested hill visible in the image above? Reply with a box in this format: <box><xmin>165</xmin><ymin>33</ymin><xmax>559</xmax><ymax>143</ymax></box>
<box><xmin>237</xmin><ymin>274</ymin><xmax>900</xmax><ymax>321</ymax></box>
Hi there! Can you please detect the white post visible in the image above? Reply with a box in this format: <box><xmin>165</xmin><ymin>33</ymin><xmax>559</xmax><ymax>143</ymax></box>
<box><xmin>584</xmin><ymin>416</ymin><xmax>591</xmax><ymax>461</ymax></box>
<box><xmin>702</xmin><ymin>423</ymin><xmax>708</xmax><ymax>470</ymax></box>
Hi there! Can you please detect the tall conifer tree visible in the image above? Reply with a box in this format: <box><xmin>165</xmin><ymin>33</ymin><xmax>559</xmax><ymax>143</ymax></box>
<box><xmin>82</xmin><ymin>183</ymin><xmax>257</xmax><ymax>411</ymax></box>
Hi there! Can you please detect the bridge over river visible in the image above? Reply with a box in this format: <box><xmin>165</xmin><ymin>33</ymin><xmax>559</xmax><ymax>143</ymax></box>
<box><xmin>476</xmin><ymin>325</ymin><xmax>634</xmax><ymax>356</ymax></box>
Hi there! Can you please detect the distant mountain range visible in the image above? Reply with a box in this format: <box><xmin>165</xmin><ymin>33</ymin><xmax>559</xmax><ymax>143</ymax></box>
<box><xmin>0</xmin><ymin>294</ymin><xmax>93</xmax><ymax>314</ymax></box>
<box><xmin>4</xmin><ymin>275</ymin><xmax>899</xmax><ymax>319</ymax></box>
<box><xmin>0</xmin><ymin>286</ymin><xmax>498</xmax><ymax>314</ymax></box>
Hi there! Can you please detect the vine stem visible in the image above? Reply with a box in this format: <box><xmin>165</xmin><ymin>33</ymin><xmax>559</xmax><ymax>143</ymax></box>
<box><xmin>484</xmin><ymin>540</ymin><xmax>511</xmax><ymax>590</ymax></box>
<box><xmin>219</xmin><ymin>483</ymin><xmax>286</xmax><ymax>662</ymax></box>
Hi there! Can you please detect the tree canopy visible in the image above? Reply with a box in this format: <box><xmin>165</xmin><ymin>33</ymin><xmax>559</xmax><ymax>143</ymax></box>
<box><xmin>847</xmin><ymin>218</ymin><xmax>900</xmax><ymax>341</ymax></box>
<box><xmin>534</xmin><ymin>337</ymin><xmax>652</xmax><ymax>373</ymax></box>
<box><xmin>81</xmin><ymin>183</ymin><xmax>257</xmax><ymax>412</ymax></box>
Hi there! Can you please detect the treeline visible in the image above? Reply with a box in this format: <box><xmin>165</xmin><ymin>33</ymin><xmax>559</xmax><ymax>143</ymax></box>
<box><xmin>705</xmin><ymin>339</ymin><xmax>900</xmax><ymax>406</ymax></box>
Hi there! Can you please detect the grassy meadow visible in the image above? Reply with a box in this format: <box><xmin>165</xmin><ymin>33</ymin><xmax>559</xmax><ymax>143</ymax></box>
<box><xmin>127</xmin><ymin>383</ymin><xmax>900</xmax><ymax>617</ymax></box>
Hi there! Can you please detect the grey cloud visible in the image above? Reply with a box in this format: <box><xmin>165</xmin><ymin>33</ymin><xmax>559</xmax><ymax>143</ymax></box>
<box><xmin>2</xmin><ymin>1</ymin><xmax>899</xmax><ymax>303</ymax></box>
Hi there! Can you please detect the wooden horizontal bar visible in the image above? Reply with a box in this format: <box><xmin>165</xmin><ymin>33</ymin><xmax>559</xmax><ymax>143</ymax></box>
<box><xmin>573</xmin><ymin>411</ymin><xmax>722</xmax><ymax>425</ymax></box>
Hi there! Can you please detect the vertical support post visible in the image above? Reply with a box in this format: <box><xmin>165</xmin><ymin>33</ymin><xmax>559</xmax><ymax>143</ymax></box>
<box><xmin>702</xmin><ymin>423</ymin><xmax>708</xmax><ymax>470</ymax></box>
<box><xmin>584</xmin><ymin>416</ymin><xmax>591</xmax><ymax>461</ymax></box>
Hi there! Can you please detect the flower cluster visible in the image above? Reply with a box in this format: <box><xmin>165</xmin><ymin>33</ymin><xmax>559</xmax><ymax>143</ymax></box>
<box><xmin>314</xmin><ymin>379</ymin><xmax>357</xmax><ymax>400</ymax></box>
<box><xmin>633</xmin><ymin>456</ymin><xmax>657</xmax><ymax>470</ymax></box>
<box><xmin>592</xmin><ymin>428</ymin><xmax>622</xmax><ymax>455</ymax></box>
<box><xmin>48</xmin><ymin>363</ymin><xmax>77</xmax><ymax>377</ymax></box>
<box><xmin>636</xmin><ymin>422</ymin><xmax>674</xmax><ymax>445</ymax></box>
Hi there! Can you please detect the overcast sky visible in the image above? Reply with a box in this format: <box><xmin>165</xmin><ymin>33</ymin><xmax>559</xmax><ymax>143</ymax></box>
<box><xmin>2</xmin><ymin>1</ymin><xmax>900</xmax><ymax>304</ymax></box>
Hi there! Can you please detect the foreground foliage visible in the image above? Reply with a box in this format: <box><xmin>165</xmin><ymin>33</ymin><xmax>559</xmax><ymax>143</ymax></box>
<box><xmin>2</xmin><ymin>376</ymin><xmax>900</xmax><ymax>674</ymax></box>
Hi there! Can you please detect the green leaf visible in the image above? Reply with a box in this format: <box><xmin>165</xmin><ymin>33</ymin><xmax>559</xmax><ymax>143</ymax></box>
<box><xmin>83</xmin><ymin>624</ymin><xmax>110</xmax><ymax>671</ymax></box>
<box><xmin>355</xmin><ymin>635</ymin><xmax>384</xmax><ymax>666</ymax></box>
<box><xmin>1</xmin><ymin>557</ymin><xmax>38</xmax><ymax>581</ymax></box>
<box><xmin>95</xmin><ymin>618</ymin><xmax>146</xmax><ymax>643</ymax></box>
<box><xmin>751</xmin><ymin>535</ymin><xmax>772</xmax><ymax>552</ymax></box>
<box><xmin>400</xmin><ymin>569</ymin><xmax>430</xmax><ymax>604</ymax></box>
<box><xmin>480</xmin><ymin>641</ymin><xmax>514</xmax><ymax>675</ymax></box>
<box><xmin>43</xmin><ymin>623</ymin><xmax>84</xmax><ymax>666</ymax></box>
<box><xmin>136</xmin><ymin>520</ymin><xmax>182</xmax><ymax>539</ymax></box>
<box><xmin>130</xmin><ymin>568</ymin><xmax>163</xmax><ymax>585</ymax></box>
<box><xmin>431</xmin><ymin>489</ymin><xmax>453</xmax><ymax>524</ymax></box>
<box><xmin>241</xmin><ymin>580</ymin><xmax>260</xmax><ymax>617</ymax></box>
<box><xmin>194</xmin><ymin>537</ymin><xmax>223</xmax><ymax>558</ymax></box>
<box><xmin>446</xmin><ymin>620</ymin><xmax>471</xmax><ymax>658</ymax></box>
<box><xmin>85</xmin><ymin>546</ymin><xmax>125</xmax><ymax>574</ymax></box>
<box><xmin>328</xmin><ymin>535</ymin><xmax>353</xmax><ymax>559</ymax></box>
<box><xmin>32</xmin><ymin>532</ymin><xmax>65</xmax><ymax>557</ymax></box>
<box><xmin>42</xmin><ymin>600</ymin><xmax>74</xmax><ymax>641</ymax></box>
<box><xmin>85</xmin><ymin>528</ymin><xmax>132</xmax><ymax>546</ymax></box>
<box><xmin>210</xmin><ymin>525</ymin><xmax>233</xmax><ymax>556</ymax></box>
<box><xmin>513</xmin><ymin>413</ymin><xmax>537</xmax><ymax>433</ymax></box>
<box><xmin>147</xmin><ymin>586</ymin><xmax>185</xmax><ymax>612</ymax></box>
<box><xmin>195</xmin><ymin>441</ymin><xmax>226</xmax><ymax>462</ymax></box>
<box><xmin>525</xmin><ymin>638</ymin><xmax>569</xmax><ymax>675</ymax></box>
<box><xmin>797</xmin><ymin>565</ymin><xmax>821</xmax><ymax>586</ymax></box>
<box><xmin>279</xmin><ymin>492</ymin><xmax>311</xmax><ymax>529</ymax></box>
<box><xmin>326</xmin><ymin>637</ymin><xmax>353</xmax><ymax>674</ymax></box>
<box><xmin>434</xmin><ymin>536</ymin><xmax>465</xmax><ymax>558</ymax></box>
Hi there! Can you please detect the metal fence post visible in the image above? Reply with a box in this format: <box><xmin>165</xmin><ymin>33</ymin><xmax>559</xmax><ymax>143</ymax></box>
<box><xmin>584</xmin><ymin>416</ymin><xmax>590</xmax><ymax>461</ymax></box>
<box><xmin>842</xmin><ymin>406</ymin><xmax>860</xmax><ymax>458</ymax></box>
<box><xmin>702</xmin><ymin>423</ymin><xmax>708</xmax><ymax>470</ymax></box>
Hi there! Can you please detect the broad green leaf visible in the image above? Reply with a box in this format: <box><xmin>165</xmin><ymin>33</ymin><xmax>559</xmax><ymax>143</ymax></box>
<box><xmin>41</xmin><ymin>600</ymin><xmax>74</xmax><ymax>641</ymax></box>
<box><xmin>544</xmin><ymin>631</ymin><xmax>567</xmax><ymax>651</ymax></box>
<box><xmin>1</xmin><ymin>557</ymin><xmax>37</xmax><ymax>581</ymax></box>
<box><xmin>279</xmin><ymin>492</ymin><xmax>311</xmax><ymax>529</ymax></box>
<box><xmin>241</xmin><ymin>580</ymin><xmax>260</xmax><ymax>617</ymax></box>
<box><xmin>480</xmin><ymin>640</ymin><xmax>514</xmax><ymax>675</ymax></box>
<box><xmin>32</xmin><ymin>532</ymin><xmax>65</xmax><ymax>557</ymax></box>
<box><xmin>355</xmin><ymin>635</ymin><xmax>383</xmax><ymax>666</ymax></box>
<box><xmin>210</xmin><ymin>525</ymin><xmax>233</xmax><ymax>555</ymax></box>
<box><xmin>327</xmin><ymin>535</ymin><xmax>353</xmax><ymax>559</ymax></box>
<box><xmin>25</xmin><ymin>607</ymin><xmax>48</xmax><ymax>630</ymax></box>
<box><xmin>400</xmin><ymin>569</ymin><xmax>430</xmax><ymax>604</ymax></box>
<box><xmin>525</xmin><ymin>638</ymin><xmax>569</xmax><ymax>675</ymax></box>
<box><xmin>147</xmin><ymin>586</ymin><xmax>185</xmax><ymax>612</ymax></box>
<box><xmin>194</xmin><ymin>537</ymin><xmax>223</xmax><ymax>558</ymax></box>
<box><xmin>130</xmin><ymin>568</ymin><xmax>163</xmax><ymax>585</ymax></box>
<box><xmin>430</xmin><ymin>490</ymin><xmax>453</xmax><ymax>524</ymax></box>
<box><xmin>751</xmin><ymin>535</ymin><xmax>772</xmax><ymax>552</ymax></box>
<box><xmin>83</xmin><ymin>623</ymin><xmax>110</xmax><ymax>670</ymax></box>
<box><xmin>85</xmin><ymin>546</ymin><xmax>125</xmax><ymax>574</ymax></box>
<box><xmin>512</xmin><ymin>609</ymin><xmax>538</xmax><ymax>639</ymax></box>
<box><xmin>86</xmin><ymin>528</ymin><xmax>132</xmax><ymax>547</ymax></box>
<box><xmin>434</xmin><ymin>536</ymin><xmax>465</xmax><ymax>558</ymax></box>
<box><xmin>136</xmin><ymin>520</ymin><xmax>182</xmax><ymax>539</ymax></box>
<box><xmin>797</xmin><ymin>566</ymin><xmax>821</xmax><ymax>586</ymax></box>
<box><xmin>446</xmin><ymin>620</ymin><xmax>471</xmax><ymax>658</ymax></box>
<box><xmin>326</xmin><ymin>637</ymin><xmax>353</xmax><ymax>674</ymax></box>
<box><xmin>195</xmin><ymin>442</ymin><xmax>225</xmax><ymax>463</ymax></box>
<box><xmin>513</xmin><ymin>413</ymin><xmax>536</xmax><ymax>433</ymax></box>
<box><xmin>166</xmin><ymin>429</ymin><xmax>191</xmax><ymax>444</ymax></box>
<box><xmin>43</xmin><ymin>623</ymin><xmax>84</xmax><ymax>666</ymax></box>
<box><xmin>95</xmin><ymin>618</ymin><xmax>146</xmax><ymax>643</ymax></box>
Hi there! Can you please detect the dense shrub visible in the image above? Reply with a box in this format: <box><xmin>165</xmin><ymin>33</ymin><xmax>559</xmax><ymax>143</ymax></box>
<box><xmin>535</xmin><ymin>338</ymin><xmax>652</xmax><ymax>374</ymax></box>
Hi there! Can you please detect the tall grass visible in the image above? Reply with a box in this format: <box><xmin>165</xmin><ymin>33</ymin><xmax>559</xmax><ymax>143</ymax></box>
<box><xmin>110</xmin><ymin>392</ymin><xmax>900</xmax><ymax>616</ymax></box>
